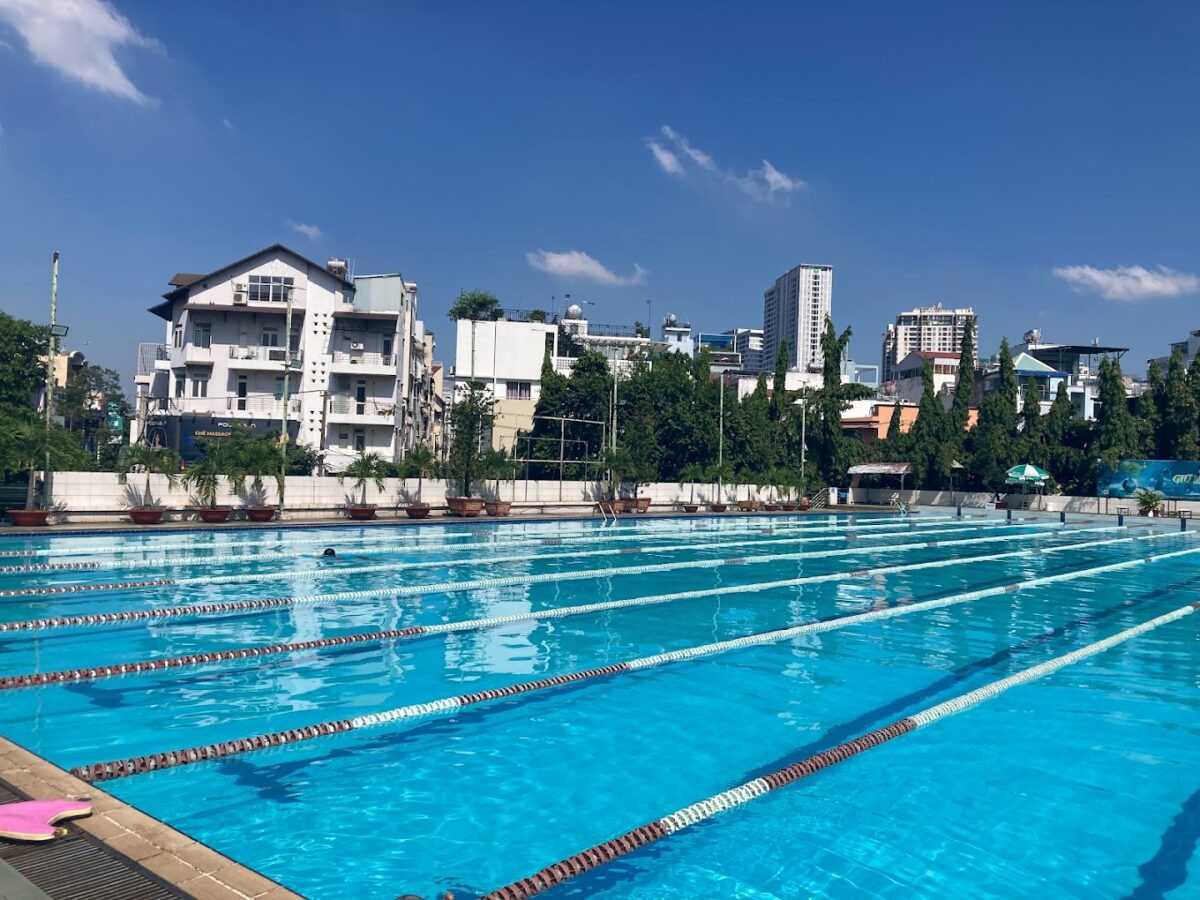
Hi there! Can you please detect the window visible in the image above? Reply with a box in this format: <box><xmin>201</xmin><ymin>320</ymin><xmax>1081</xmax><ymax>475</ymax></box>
<box><xmin>248</xmin><ymin>275</ymin><xmax>295</xmax><ymax>303</ymax></box>
<box><xmin>172</xmin><ymin>326</ymin><xmax>183</xmax><ymax>348</ymax></box>
<box><xmin>236</xmin><ymin>376</ymin><xmax>247</xmax><ymax>411</ymax></box>
<box><xmin>353</xmin><ymin>430</ymin><xmax>366</xmax><ymax>452</ymax></box>
<box><xmin>193</xmin><ymin>322</ymin><xmax>211</xmax><ymax>348</ymax></box>
<box><xmin>175</xmin><ymin>377</ymin><xmax>185</xmax><ymax>398</ymax></box>
<box><xmin>506</xmin><ymin>381</ymin><xmax>532</xmax><ymax>401</ymax></box>
<box><xmin>273</xmin><ymin>376</ymin><xmax>284</xmax><ymax>401</ymax></box>
<box><xmin>191</xmin><ymin>374</ymin><xmax>209</xmax><ymax>398</ymax></box>
<box><xmin>260</xmin><ymin>327</ymin><xmax>280</xmax><ymax>347</ymax></box>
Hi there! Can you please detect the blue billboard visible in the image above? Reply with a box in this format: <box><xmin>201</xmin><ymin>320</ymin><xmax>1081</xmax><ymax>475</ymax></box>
<box><xmin>1096</xmin><ymin>459</ymin><xmax>1200</xmax><ymax>499</ymax></box>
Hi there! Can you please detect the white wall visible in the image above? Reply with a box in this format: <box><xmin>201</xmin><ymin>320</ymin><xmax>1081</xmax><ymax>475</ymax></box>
<box><xmin>846</xmin><ymin>486</ymin><xmax>1200</xmax><ymax>516</ymax></box>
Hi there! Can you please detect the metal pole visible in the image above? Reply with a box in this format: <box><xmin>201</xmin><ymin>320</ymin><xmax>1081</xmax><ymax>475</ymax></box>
<box><xmin>44</xmin><ymin>251</ymin><xmax>59</xmax><ymax>508</ymax></box>
<box><xmin>279</xmin><ymin>284</ymin><xmax>295</xmax><ymax>515</ymax></box>
<box><xmin>717</xmin><ymin>375</ymin><xmax>724</xmax><ymax>498</ymax></box>
<box><xmin>559</xmin><ymin>417</ymin><xmax>565</xmax><ymax>502</ymax></box>
<box><xmin>800</xmin><ymin>394</ymin><xmax>806</xmax><ymax>487</ymax></box>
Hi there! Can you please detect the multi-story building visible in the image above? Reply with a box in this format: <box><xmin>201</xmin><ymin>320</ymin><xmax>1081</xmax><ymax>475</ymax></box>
<box><xmin>660</xmin><ymin>314</ymin><xmax>694</xmax><ymax>355</ymax></box>
<box><xmin>892</xmin><ymin>351</ymin><xmax>962</xmax><ymax>404</ymax></box>
<box><xmin>724</xmin><ymin>327</ymin><xmax>764</xmax><ymax>372</ymax></box>
<box><xmin>1013</xmin><ymin>330</ymin><xmax>1127</xmax><ymax>420</ymax></box>
<box><xmin>1148</xmin><ymin>328</ymin><xmax>1200</xmax><ymax>373</ymax></box>
<box><xmin>880</xmin><ymin>303</ymin><xmax>976</xmax><ymax>384</ymax></box>
<box><xmin>132</xmin><ymin>244</ymin><xmax>437</xmax><ymax>468</ymax></box>
<box><xmin>762</xmin><ymin>263</ymin><xmax>832</xmax><ymax>375</ymax></box>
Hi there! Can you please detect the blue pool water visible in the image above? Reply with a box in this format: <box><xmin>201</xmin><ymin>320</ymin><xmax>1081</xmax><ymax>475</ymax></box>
<box><xmin>0</xmin><ymin>513</ymin><xmax>1197</xmax><ymax>898</ymax></box>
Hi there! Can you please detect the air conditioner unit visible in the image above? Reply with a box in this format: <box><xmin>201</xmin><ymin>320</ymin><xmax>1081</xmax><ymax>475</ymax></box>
<box><xmin>268</xmin><ymin>349</ymin><xmax>287</xmax><ymax>362</ymax></box>
<box><xmin>350</xmin><ymin>341</ymin><xmax>365</xmax><ymax>351</ymax></box>
<box><xmin>232</xmin><ymin>295</ymin><xmax>248</xmax><ymax>306</ymax></box>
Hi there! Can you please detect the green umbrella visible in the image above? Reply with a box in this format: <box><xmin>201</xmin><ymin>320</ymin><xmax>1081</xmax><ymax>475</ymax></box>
<box><xmin>1005</xmin><ymin>463</ymin><xmax>1049</xmax><ymax>484</ymax></box>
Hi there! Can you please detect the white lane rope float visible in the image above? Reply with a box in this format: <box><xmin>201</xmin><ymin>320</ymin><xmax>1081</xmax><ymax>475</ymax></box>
<box><xmin>0</xmin><ymin>524</ymin><xmax>1136</xmax><ymax>688</ymax></box>
<box><xmin>0</xmin><ymin>527</ymin><xmax>1154</xmax><ymax>633</ymax></box>
<box><xmin>478</xmin><ymin>599</ymin><xmax>1200</xmax><ymax>898</ymax></box>
<box><xmin>66</xmin><ymin>538</ymin><xmax>1200</xmax><ymax>782</ymax></box>
<box><xmin>0</xmin><ymin>521</ymin><xmax>1106</xmax><ymax>601</ymax></box>
<box><xmin>0</xmin><ymin>517</ymin><xmax>1022</xmax><ymax>583</ymax></box>
<box><xmin>0</xmin><ymin>513</ymin><xmax>948</xmax><ymax>561</ymax></box>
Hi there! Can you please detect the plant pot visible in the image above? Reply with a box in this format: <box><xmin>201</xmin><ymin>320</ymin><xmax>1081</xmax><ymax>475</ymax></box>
<box><xmin>485</xmin><ymin>500</ymin><xmax>512</xmax><ymax>517</ymax></box>
<box><xmin>197</xmin><ymin>507</ymin><xmax>231</xmax><ymax>524</ymax></box>
<box><xmin>612</xmin><ymin>499</ymin><xmax>630</xmax><ymax>514</ymax></box>
<box><xmin>347</xmin><ymin>504</ymin><xmax>377</xmax><ymax>520</ymax></box>
<box><xmin>764</xmin><ymin>503</ymin><xmax>780</xmax><ymax>512</ymax></box>
<box><xmin>682</xmin><ymin>504</ymin><xmax>699</xmax><ymax>513</ymax></box>
<box><xmin>8</xmin><ymin>509</ymin><xmax>49</xmax><ymax>527</ymax></box>
<box><xmin>245</xmin><ymin>506</ymin><xmax>276</xmax><ymax>522</ymax></box>
<box><xmin>708</xmin><ymin>502</ymin><xmax>728</xmax><ymax>513</ymax></box>
<box><xmin>799</xmin><ymin>499</ymin><xmax>811</xmax><ymax>511</ymax></box>
<box><xmin>737</xmin><ymin>500</ymin><xmax>761</xmax><ymax>512</ymax></box>
<box><xmin>635</xmin><ymin>497</ymin><xmax>651</xmax><ymax>513</ymax></box>
<box><xmin>1138</xmin><ymin>508</ymin><xmax>1154</xmax><ymax>517</ymax></box>
<box><xmin>781</xmin><ymin>503</ymin><xmax>798</xmax><ymax>511</ymax></box>
<box><xmin>128</xmin><ymin>508</ymin><xmax>165</xmax><ymax>525</ymax></box>
<box><xmin>447</xmin><ymin>497</ymin><xmax>485</xmax><ymax>517</ymax></box>
<box><xmin>404</xmin><ymin>504</ymin><xmax>432</xmax><ymax>519</ymax></box>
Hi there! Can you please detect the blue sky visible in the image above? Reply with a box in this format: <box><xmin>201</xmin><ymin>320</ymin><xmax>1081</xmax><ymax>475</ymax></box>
<box><xmin>1</xmin><ymin>1</ymin><xmax>1198</xmax><ymax>382</ymax></box>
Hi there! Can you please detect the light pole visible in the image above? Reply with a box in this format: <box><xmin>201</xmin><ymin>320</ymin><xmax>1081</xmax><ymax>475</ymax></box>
<box><xmin>278</xmin><ymin>283</ymin><xmax>298</xmax><ymax>515</ymax></box>
<box><xmin>44</xmin><ymin>252</ymin><xmax>67</xmax><ymax>506</ymax></box>
<box><xmin>799</xmin><ymin>390</ymin><xmax>808</xmax><ymax>487</ymax></box>
<box><xmin>717</xmin><ymin>374</ymin><xmax>725</xmax><ymax>498</ymax></box>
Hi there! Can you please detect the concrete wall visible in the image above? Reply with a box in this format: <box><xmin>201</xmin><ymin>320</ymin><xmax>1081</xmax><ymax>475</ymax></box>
<box><xmin>847</xmin><ymin>486</ymin><xmax>1200</xmax><ymax>516</ymax></box>
<box><xmin>43</xmin><ymin>473</ymin><xmax>784</xmax><ymax>523</ymax></box>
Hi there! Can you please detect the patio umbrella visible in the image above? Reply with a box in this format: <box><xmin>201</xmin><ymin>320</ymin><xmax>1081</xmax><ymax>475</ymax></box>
<box><xmin>1005</xmin><ymin>463</ymin><xmax>1050</xmax><ymax>508</ymax></box>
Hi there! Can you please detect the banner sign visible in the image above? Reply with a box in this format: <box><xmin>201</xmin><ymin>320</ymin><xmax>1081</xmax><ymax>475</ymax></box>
<box><xmin>141</xmin><ymin>416</ymin><xmax>300</xmax><ymax>462</ymax></box>
<box><xmin>1096</xmin><ymin>459</ymin><xmax>1200</xmax><ymax>499</ymax></box>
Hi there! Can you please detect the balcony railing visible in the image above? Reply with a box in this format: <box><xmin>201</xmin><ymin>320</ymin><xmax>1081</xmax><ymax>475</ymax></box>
<box><xmin>552</xmin><ymin>357</ymin><xmax>645</xmax><ymax>378</ymax></box>
<box><xmin>137</xmin><ymin>343</ymin><xmax>168</xmax><ymax>375</ymax></box>
<box><xmin>228</xmin><ymin>346</ymin><xmax>301</xmax><ymax>364</ymax></box>
<box><xmin>331</xmin><ymin>351</ymin><xmax>395</xmax><ymax>366</ymax></box>
<box><xmin>145</xmin><ymin>396</ymin><xmax>300</xmax><ymax>415</ymax></box>
<box><xmin>328</xmin><ymin>397</ymin><xmax>395</xmax><ymax>417</ymax></box>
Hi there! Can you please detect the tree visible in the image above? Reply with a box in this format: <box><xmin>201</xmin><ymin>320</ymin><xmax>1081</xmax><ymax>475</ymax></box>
<box><xmin>528</xmin><ymin>309</ymin><xmax>548</xmax><ymax>323</ymax></box>
<box><xmin>910</xmin><ymin>359</ymin><xmax>949</xmax><ymax>487</ymax></box>
<box><xmin>116</xmin><ymin>443</ymin><xmax>179</xmax><ymax>508</ymax></box>
<box><xmin>967</xmin><ymin>338</ymin><xmax>1019</xmax><ymax>490</ymax></box>
<box><xmin>337</xmin><ymin>451</ymin><xmax>389</xmax><ymax>507</ymax></box>
<box><xmin>403</xmin><ymin>445</ymin><xmax>436</xmax><ymax>504</ymax></box>
<box><xmin>806</xmin><ymin>317</ymin><xmax>871</xmax><ymax>486</ymax></box>
<box><xmin>677</xmin><ymin>461</ymin><xmax>705</xmax><ymax>505</ymax></box>
<box><xmin>1157</xmin><ymin>351</ymin><xmax>1198</xmax><ymax>460</ymax></box>
<box><xmin>0</xmin><ymin>312</ymin><xmax>47</xmax><ymax>412</ymax></box>
<box><xmin>1136</xmin><ymin>362</ymin><xmax>1162</xmax><ymax>458</ymax></box>
<box><xmin>180</xmin><ymin>440</ymin><xmax>237</xmax><ymax>509</ymax></box>
<box><xmin>949</xmin><ymin>318</ymin><xmax>976</xmax><ymax>435</ymax></box>
<box><xmin>230</xmin><ymin>438</ymin><xmax>284</xmax><ymax>505</ymax></box>
<box><xmin>447</xmin><ymin>381</ymin><xmax>495</xmax><ymax>497</ymax></box>
<box><xmin>1094</xmin><ymin>356</ymin><xmax>1138</xmax><ymax>467</ymax></box>
<box><xmin>1019</xmin><ymin>378</ymin><xmax>1046</xmax><ymax>467</ymax></box>
<box><xmin>448</xmin><ymin>290</ymin><xmax>501</xmax><ymax>382</ymax></box>
<box><xmin>1</xmin><ymin>415</ymin><xmax>83</xmax><ymax>509</ymax></box>
<box><xmin>57</xmin><ymin>364</ymin><xmax>128</xmax><ymax>469</ymax></box>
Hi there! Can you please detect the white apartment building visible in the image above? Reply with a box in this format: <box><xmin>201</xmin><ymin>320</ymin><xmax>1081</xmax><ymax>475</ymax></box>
<box><xmin>450</xmin><ymin>305</ymin><xmax>655</xmax><ymax>451</ymax></box>
<box><xmin>881</xmin><ymin>303</ymin><xmax>976</xmax><ymax>384</ymax></box>
<box><xmin>132</xmin><ymin>244</ymin><xmax>436</xmax><ymax>469</ymax></box>
<box><xmin>725</xmin><ymin>327</ymin><xmax>764</xmax><ymax>372</ymax></box>
<box><xmin>892</xmin><ymin>351</ymin><xmax>961</xmax><ymax>404</ymax></box>
<box><xmin>1148</xmin><ymin>328</ymin><xmax>1200</xmax><ymax>374</ymax></box>
<box><xmin>762</xmin><ymin>264</ymin><xmax>832</xmax><ymax>375</ymax></box>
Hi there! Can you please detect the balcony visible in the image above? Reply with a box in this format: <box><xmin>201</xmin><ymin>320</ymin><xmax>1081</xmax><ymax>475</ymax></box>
<box><xmin>228</xmin><ymin>346</ymin><xmax>302</xmax><ymax>370</ymax></box>
<box><xmin>169</xmin><ymin>344</ymin><xmax>216</xmax><ymax>369</ymax></box>
<box><xmin>330</xmin><ymin>350</ymin><xmax>396</xmax><ymax>373</ymax></box>
<box><xmin>326</xmin><ymin>396</ymin><xmax>396</xmax><ymax>423</ymax></box>
<box><xmin>552</xmin><ymin>357</ymin><xmax>645</xmax><ymax>378</ymax></box>
<box><xmin>146</xmin><ymin>396</ymin><xmax>301</xmax><ymax>418</ymax></box>
<box><xmin>137</xmin><ymin>343</ymin><xmax>169</xmax><ymax>376</ymax></box>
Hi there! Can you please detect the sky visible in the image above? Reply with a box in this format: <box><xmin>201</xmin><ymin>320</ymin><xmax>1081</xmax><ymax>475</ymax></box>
<box><xmin>1</xmin><ymin>1</ymin><xmax>1199</xmax><ymax>385</ymax></box>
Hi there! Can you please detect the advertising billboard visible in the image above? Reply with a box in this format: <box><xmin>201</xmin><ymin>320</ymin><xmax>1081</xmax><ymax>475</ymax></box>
<box><xmin>1096</xmin><ymin>459</ymin><xmax>1200</xmax><ymax>499</ymax></box>
<box><xmin>141</xmin><ymin>416</ymin><xmax>301</xmax><ymax>462</ymax></box>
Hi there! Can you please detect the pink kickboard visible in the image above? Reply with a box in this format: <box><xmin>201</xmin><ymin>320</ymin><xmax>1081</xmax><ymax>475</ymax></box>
<box><xmin>0</xmin><ymin>799</ymin><xmax>92</xmax><ymax>841</ymax></box>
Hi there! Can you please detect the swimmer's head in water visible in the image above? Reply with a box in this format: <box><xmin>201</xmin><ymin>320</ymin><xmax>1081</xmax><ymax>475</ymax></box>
<box><xmin>322</xmin><ymin>548</ymin><xmax>336</xmax><ymax>557</ymax></box>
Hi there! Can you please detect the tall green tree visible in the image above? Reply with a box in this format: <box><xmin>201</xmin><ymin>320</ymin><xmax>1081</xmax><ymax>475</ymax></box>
<box><xmin>806</xmin><ymin>317</ymin><xmax>870</xmax><ymax>485</ymax></box>
<box><xmin>968</xmin><ymin>338</ymin><xmax>1019</xmax><ymax>490</ymax></box>
<box><xmin>1157</xmin><ymin>351</ymin><xmax>1199</xmax><ymax>460</ymax></box>
<box><xmin>949</xmin><ymin>318</ymin><xmax>976</xmax><ymax>434</ymax></box>
<box><xmin>447</xmin><ymin>381</ymin><xmax>495</xmax><ymax>497</ymax></box>
<box><xmin>1019</xmin><ymin>377</ymin><xmax>1047</xmax><ymax>467</ymax></box>
<box><xmin>910</xmin><ymin>359</ymin><xmax>949</xmax><ymax>487</ymax></box>
<box><xmin>1136</xmin><ymin>361</ymin><xmax>1162</xmax><ymax>458</ymax></box>
<box><xmin>0</xmin><ymin>312</ymin><xmax>48</xmax><ymax>412</ymax></box>
<box><xmin>1094</xmin><ymin>356</ymin><xmax>1138</xmax><ymax>467</ymax></box>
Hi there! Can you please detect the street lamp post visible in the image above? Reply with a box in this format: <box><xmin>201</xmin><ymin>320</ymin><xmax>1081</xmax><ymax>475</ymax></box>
<box><xmin>279</xmin><ymin>284</ymin><xmax>297</xmax><ymax>516</ymax></box>
<box><xmin>44</xmin><ymin>252</ymin><xmax>67</xmax><ymax>506</ymax></box>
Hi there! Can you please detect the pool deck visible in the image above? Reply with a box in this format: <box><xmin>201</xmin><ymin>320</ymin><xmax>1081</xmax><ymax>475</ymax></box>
<box><xmin>0</xmin><ymin>738</ymin><xmax>301</xmax><ymax>900</ymax></box>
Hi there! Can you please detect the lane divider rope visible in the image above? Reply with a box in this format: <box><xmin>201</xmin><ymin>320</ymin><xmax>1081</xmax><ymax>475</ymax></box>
<box><xmin>0</xmin><ymin>523</ymin><xmax>1110</xmax><ymax>687</ymax></box>
<box><xmin>479</xmin><ymin>600</ymin><xmax>1200</xmax><ymax>898</ymax></box>
<box><xmin>64</xmin><ymin>539</ymin><xmax>1200</xmax><ymax>782</ymax></box>
<box><xmin>0</xmin><ymin>517</ymin><xmax>982</xmax><ymax>578</ymax></box>
<box><xmin>0</xmin><ymin>522</ymin><xmax>1104</xmax><ymax>601</ymax></box>
<box><xmin>0</xmin><ymin>527</ymin><xmax>1153</xmax><ymax>634</ymax></box>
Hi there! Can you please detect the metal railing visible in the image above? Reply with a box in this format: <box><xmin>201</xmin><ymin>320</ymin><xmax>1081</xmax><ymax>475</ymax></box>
<box><xmin>328</xmin><ymin>397</ymin><xmax>395</xmax><ymax>417</ymax></box>
<box><xmin>331</xmin><ymin>351</ymin><xmax>395</xmax><ymax>366</ymax></box>
<box><xmin>228</xmin><ymin>346</ymin><xmax>301</xmax><ymax>364</ymax></box>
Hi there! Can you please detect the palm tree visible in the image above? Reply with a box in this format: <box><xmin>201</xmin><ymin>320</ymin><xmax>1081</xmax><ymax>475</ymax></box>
<box><xmin>677</xmin><ymin>462</ymin><xmax>705</xmax><ymax>506</ymax></box>
<box><xmin>405</xmin><ymin>445</ymin><xmax>436</xmax><ymax>505</ymax></box>
<box><xmin>230</xmin><ymin>440</ymin><xmax>282</xmax><ymax>506</ymax></box>
<box><xmin>3</xmin><ymin>417</ymin><xmax>75</xmax><ymax>510</ymax></box>
<box><xmin>116</xmin><ymin>443</ymin><xmax>179</xmax><ymax>508</ymax></box>
<box><xmin>337</xmin><ymin>451</ymin><xmax>388</xmax><ymax>507</ymax></box>
<box><xmin>181</xmin><ymin>441</ymin><xmax>236</xmax><ymax>509</ymax></box>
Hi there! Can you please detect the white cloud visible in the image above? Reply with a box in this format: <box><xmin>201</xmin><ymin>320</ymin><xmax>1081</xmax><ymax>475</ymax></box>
<box><xmin>1051</xmin><ymin>264</ymin><xmax>1199</xmax><ymax>301</ymax></box>
<box><xmin>221</xmin><ymin>116</ymin><xmax>233</xmax><ymax>131</ymax></box>
<box><xmin>526</xmin><ymin>249</ymin><xmax>648</xmax><ymax>287</ymax></box>
<box><xmin>287</xmin><ymin>220</ymin><xmax>322</xmax><ymax>241</ymax></box>
<box><xmin>0</xmin><ymin>0</ymin><xmax>161</xmax><ymax>105</ymax></box>
<box><xmin>647</xmin><ymin>141</ymin><xmax>683</xmax><ymax>176</ymax></box>
<box><xmin>647</xmin><ymin>125</ymin><xmax>805</xmax><ymax>202</ymax></box>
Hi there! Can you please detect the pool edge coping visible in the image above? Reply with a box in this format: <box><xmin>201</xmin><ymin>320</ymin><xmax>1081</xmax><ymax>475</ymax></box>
<box><xmin>0</xmin><ymin>736</ymin><xmax>301</xmax><ymax>900</ymax></box>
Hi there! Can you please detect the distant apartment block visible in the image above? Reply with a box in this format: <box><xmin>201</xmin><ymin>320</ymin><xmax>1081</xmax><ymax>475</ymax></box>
<box><xmin>132</xmin><ymin>244</ymin><xmax>439</xmax><ymax>469</ymax></box>
<box><xmin>724</xmin><ymin>327</ymin><xmax>764</xmax><ymax>372</ymax></box>
<box><xmin>881</xmin><ymin>303</ymin><xmax>976</xmax><ymax>384</ymax></box>
<box><xmin>1148</xmin><ymin>328</ymin><xmax>1200</xmax><ymax>374</ymax></box>
<box><xmin>762</xmin><ymin>263</ymin><xmax>832</xmax><ymax>375</ymax></box>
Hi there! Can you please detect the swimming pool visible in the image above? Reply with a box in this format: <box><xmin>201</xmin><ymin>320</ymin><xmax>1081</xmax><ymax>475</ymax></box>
<box><xmin>0</xmin><ymin>512</ymin><xmax>1197</xmax><ymax>898</ymax></box>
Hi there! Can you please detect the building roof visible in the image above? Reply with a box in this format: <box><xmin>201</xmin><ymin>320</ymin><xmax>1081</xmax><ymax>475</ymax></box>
<box><xmin>1010</xmin><ymin>352</ymin><xmax>1068</xmax><ymax>377</ymax></box>
<box><xmin>149</xmin><ymin>243</ymin><xmax>356</xmax><ymax>321</ymax></box>
<box><xmin>848</xmin><ymin>462</ymin><xmax>913</xmax><ymax>475</ymax></box>
<box><xmin>895</xmin><ymin>350</ymin><xmax>961</xmax><ymax>373</ymax></box>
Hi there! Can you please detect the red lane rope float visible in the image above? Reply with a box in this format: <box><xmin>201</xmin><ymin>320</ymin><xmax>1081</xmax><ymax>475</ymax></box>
<box><xmin>0</xmin><ymin>528</ymin><xmax>1142</xmax><ymax>634</ymax></box>
<box><xmin>479</xmin><ymin>600</ymin><xmax>1200</xmax><ymax>899</ymax></box>
<box><xmin>63</xmin><ymin>542</ymin><xmax>1200</xmax><ymax>783</ymax></box>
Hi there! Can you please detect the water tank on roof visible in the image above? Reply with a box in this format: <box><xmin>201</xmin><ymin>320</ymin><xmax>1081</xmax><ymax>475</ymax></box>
<box><xmin>1023</xmin><ymin>329</ymin><xmax>1042</xmax><ymax>344</ymax></box>
<box><xmin>665</xmin><ymin>313</ymin><xmax>678</xmax><ymax>326</ymax></box>
<box><xmin>566</xmin><ymin>303</ymin><xmax>583</xmax><ymax>319</ymax></box>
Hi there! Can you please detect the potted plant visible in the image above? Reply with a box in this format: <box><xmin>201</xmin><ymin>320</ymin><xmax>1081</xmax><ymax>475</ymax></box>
<box><xmin>707</xmin><ymin>462</ymin><xmax>732</xmax><ymax>512</ymax></box>
<box><xmin>181</xmin><ymin>443</ymin><xmax>235</xmax><ymax>523</ymax></box>
<box><xmin>338</xmin><ymin>451</ymin><xmax>388</xmax><ymax>520</ymax></box>
<box><xmin>116</xmin><ymin>444</ymin><xmax>180</xmax><ymax>525</ymax></box>
<box><xmin>736</xmin><ymin>470</ymin><xmax>761</xmax><ymax>512</ymax></box>
<box><xmin>446</xmin><ymin>381</ymin><xmax>492</xmax><ymax>516</ymax></box>
<box><xmin>763</xmin><ymin>471</ymin><xmax>781</xmax><ymax>511</ymax></box>
<box><xmin>230</xmin><ymin>441</ymin><xmax>282</xmax><ymax>521</ymax></box>
<box><xmin>481</xmin><ymin>448</ymin><xmax>514</xmax><ymax>516</ymax></box>
<box><xmin>1136</xmin><ymin>489</ymin><xmax>1163</xmax><ymax>517</ymax></box>
<box><xmin>402</xmin><ymin>445</ymin><xmax>436</xmax><ymax>519</ymax></box>
<box><xmin>3</xmin><ymin>416</ymin><xmax>73</xmax><ymax>526</ymax></box>
<box><xmin>779</xmin><ymin>471</ymin><xmax>799</xmax><ymax>511</ymax></box>
<box><xmin>677</xmin><ymin>462</ymin><xmax>705</xmax><ymax>513</ymax></box>
<box><xmin>600</xmin><ymin>446</ymin><xmax>633</xmax><ymax>514</ymax></box>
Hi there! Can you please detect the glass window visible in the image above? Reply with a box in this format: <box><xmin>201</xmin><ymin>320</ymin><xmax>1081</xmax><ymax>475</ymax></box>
<box><xmin>172</xmin><ymin>326</ymin><xmax>183</xmax><ymax>348</ymax></box>
<box><xmin>506</xmin><ymin>382</ymin><xmax>532</xmax><ymax>401</ymax></box>
<box><xmin>193</xmin><ymin>322</ymin><xmax>211</xmax><ymax>348</ymax></box>
<box><xmin>274</xmin><ymin>376</ymin><xmax>284</xmax><ymax>401</ymax></box>
<box><xmin>191</xmin><ymin>375</ymin><xmax>208</xmax><ymax>398</ymax></box>
<box><xmin>175</xmin><ymin>377</ymin><xmax>185</xmax><ymax>398</ymax></box>
<box><xmin>353</xmin><ymin>430</ymin><xmax>366</xmax><ymax>452</ymax></box>
<box><xmin>248</xmin><ymin>275</ymin><xmax>295</xmax><ymax>303</ymax></box>
<box><xmin>260</xmin><ymin>327</ymin><xmax>279</xmax><ymax>347</ymax></box>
